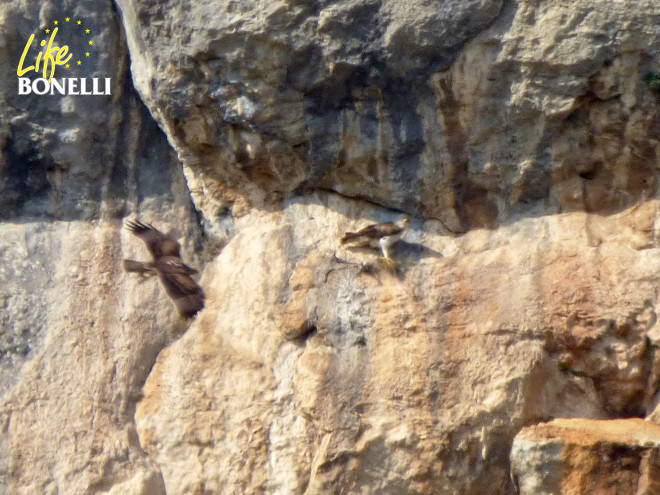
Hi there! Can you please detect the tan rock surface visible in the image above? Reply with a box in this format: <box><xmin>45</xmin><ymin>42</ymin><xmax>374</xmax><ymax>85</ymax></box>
<box><xmin>1</xmin><ymin>222</ymin><xmax>169</xmax><ymax>495</ymax></box>
<box><xmin>136</xmin><ymin>196</ymin><xmax>660</xmax><ymax>494</ymax></box>
<box><xmin>511</xmin><ymin>418</ymin><xmax>660</xmax><ymax>495</ymax></box>
<box><xmin>5</xmin><ymin>0</ymin><xmax>660</xmax><ymax>493</ymax></box>
<box><xmin>0</xmin><ymin>1</ymin><xmax>203</xmax><ymax>489</ymax></box>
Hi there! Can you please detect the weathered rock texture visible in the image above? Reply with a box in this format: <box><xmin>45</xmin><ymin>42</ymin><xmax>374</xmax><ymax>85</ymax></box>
<box><xmin>4</xmin><ymin>0</ymin><xmax>660</xmax><ymax>494</ymax></box>
<box><xmin>134</xmin><ymin>198</ymin><xmax>660</xmax><ymax>494</ymax></box>
<box><xmin>511</xmin><ymin>418</ymin><xmax>660</xmax><ymax>495</ymax></box>
<box><xmin>114</xmin><ymin>0</ymin><xmax>660</xmax><ymax>235</ymax></box>
<box><xmin>0</xmin><ymin>1</ymin><xmax>201</xmax><ymax>493</ymax></box>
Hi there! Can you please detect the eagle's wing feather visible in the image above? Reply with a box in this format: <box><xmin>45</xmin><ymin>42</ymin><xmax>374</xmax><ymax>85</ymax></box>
<box><xmin>341</xmin><ymin>221</ymin><xmax>401</xmax><ymax>244</ymax></box>
<box><xmin>355</xmin><ymin>221</ymin><xmax>401</xmax><ymax>238</ymax></box>
<box><xmin>122</xmin><ymin>259</ymin><xmax>155</xmax><ymax>275</ymax></box>
<box><xmin>125</xmin><ymin>220</ymin><xmax>180</xmax><ymax>258</ymax></box>
<box><xmin>157</xmin><ymin>271</ymin><xmax>205</xmax><ymax>318</ymax></box>
<box><xmin>125</xmin><ymin>220</ymin><xmax>204</xmax><ymax>317</ymax></box>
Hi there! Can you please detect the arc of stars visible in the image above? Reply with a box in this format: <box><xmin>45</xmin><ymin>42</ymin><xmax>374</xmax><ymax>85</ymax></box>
<box><xmin>40</xmin><ymin>15</ymin><xmax>97</xmax><ymax>75</ymax></box>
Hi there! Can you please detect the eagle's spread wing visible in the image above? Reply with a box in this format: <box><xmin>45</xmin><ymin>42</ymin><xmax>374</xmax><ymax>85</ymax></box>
<box><xmin>125</xmin><ymin>220</ymin><xmax>181</xmax><ymax>258</ymax></box>
<box><xmin>124</xmin><ymin>220</ymin><xmax>205</xmax><ymax>318</ymax></box>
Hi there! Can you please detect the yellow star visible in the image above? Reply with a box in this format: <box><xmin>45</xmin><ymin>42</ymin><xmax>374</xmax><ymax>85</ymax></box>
<box><xmin>65</xmin><ymin>17</ymin><xmax>70</xmax><ymax>22</ymax></box>
<box><xmin>85</xmin><ymin>29</ymin><xmax>90</xmax><ymax>34</ymax></box>
<box><xmin>45</xmin><ymin>29</ymin><xmax>50</xmax><ymax>33</ymax></box>
<box><xmin>65</xmin><ymin>63</ymin><xmax>70</xmax><ymax>68</ymax></box>
<box><xmin>77</xmin><ymin>60</ymin><xmax>81</xmax><ymax>65</ymax></box>
<box><xmin>54</xmin><ymin>20</ymin><xmax>58</xmax><ymax>25</ymax></box>
<box><xmin>88</xmin><ymin>40</ymin><xmax>93</xmax><ymax>45</ymax></box>
<box><xmin>85</xmin><ymin>52</ymin><xmax>90</xmax><ymax>57</ymax></box>
<box><xmin>77</xmin><ymin>20</ymin><xmax>81</xmax><ymax>25</ymax></box>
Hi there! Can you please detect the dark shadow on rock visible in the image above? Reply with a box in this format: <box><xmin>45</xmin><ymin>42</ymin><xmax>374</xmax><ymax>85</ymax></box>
<box><xmin>391</xmin><ymin>240</ymin><xmax>443</xmax><ymax>278</ymax></box>
<box><xmin>392</xmin><ymin>240</ymin><xmax>443</xmax><ymax>261</ymax></box>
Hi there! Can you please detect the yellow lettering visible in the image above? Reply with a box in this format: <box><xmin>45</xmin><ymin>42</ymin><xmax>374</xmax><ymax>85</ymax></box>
<box><xmin>17</xmin><ymin>27</ymin><xmax>72</xmax><ymax>80</ymax></box>
<box><xmin>56</xmin><ymin>45</ymin><xmax>72</xmax><ymax>65</ymax></box>
<box><xmin>17</xmin><ymin>34</ymin><xmax>35</xmax><ymax>76</ymax></box>
<box><xmin>42</xmin><ymin>28</ymin><xmax>60</xmax><ymax>79</ymax></box>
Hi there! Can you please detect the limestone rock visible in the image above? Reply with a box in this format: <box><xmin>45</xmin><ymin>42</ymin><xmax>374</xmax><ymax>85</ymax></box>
<box><xmin>113</xmin><ymin>0</ymin><xmax>660</xmax><ymax>236</ymax></box>
<box><xmin>1</xmin><ymin>0</ymin><xmax>125</xmax><ymax>220</ymax></box>
<box><xmin>136</xmin><ymin>197</ymin><xmax>660</xmax><ymax>494</ymax></box>
<box><xmin>511</xmin><ymin>418</ymin><xmax>660</xmax><ymax>495</ymax></box>
<box><xmin>5</xmin><ymin>0</ymin><xmax>660</xmax><ymax>493</ymax></box>
<box><xmin>0</xmin><ymin>2</ymin><xmax>201</xmax><ymax>493</ymax></box>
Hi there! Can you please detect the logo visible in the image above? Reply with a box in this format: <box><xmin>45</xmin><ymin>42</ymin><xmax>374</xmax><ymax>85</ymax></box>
<box><xmin>17</xmin><ymin>16</ymin><xmax>111</xmax><ymax>96</ymax></box>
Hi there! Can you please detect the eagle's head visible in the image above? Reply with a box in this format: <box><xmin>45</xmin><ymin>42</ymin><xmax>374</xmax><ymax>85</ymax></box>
<box><xmin>396</xmin><ymin>216</ymin><xmax>410</xmax><ymax>231</ymax></box>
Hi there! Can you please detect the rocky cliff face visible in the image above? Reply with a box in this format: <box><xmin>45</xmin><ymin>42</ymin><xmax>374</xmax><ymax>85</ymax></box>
<box><xmin>4</xmin><ymin>0</ymin><xmax>660</xmax><ymax>493</ymax></box>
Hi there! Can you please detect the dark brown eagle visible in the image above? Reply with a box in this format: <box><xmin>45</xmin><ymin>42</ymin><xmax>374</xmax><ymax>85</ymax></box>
<box><xmin>122</xmin><ymin>220</ymin><xmax>204</xmax><ymax>318</ymax></box>
<box><xmin>340</xmin><ymin>216</ymin><xmax>410</xmax><ymax>259</ymax></box>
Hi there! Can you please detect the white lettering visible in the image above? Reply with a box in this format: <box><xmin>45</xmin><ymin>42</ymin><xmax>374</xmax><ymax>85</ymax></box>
<box><xmin>49</xmin><ymin>78</ymin><xmax>66</xmax><ymax>95</ymax></box>
<box><xmin>32</xmin><ymin>78</ymin><xmax>48</xmax><ymax>95</ymax></box>
<box><xmin>18</xmin><ymin>77</ymin><xmax>31</xmax><ymax>95</ymax></box>
<box><xmin>67</xmin><ymin>78</ymin><xmax>79</xmax><ymax>95</ymax></box>
<box><xmin>16</xmin><ymin>77</ymin><xmax>112</xmax><ymax>96</ymax></box>
<box><xmin>80</xmin><ymin>78</ymin><xmax>91</xmax><ymax>95</ymax></box>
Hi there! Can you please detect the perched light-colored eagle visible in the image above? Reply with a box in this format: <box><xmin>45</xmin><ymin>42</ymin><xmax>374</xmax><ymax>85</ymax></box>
<box><xmin>340</xmin><ymin>216</ymin><xmax>410</xmax><ymax>259</ymax></box>
<box><xmin>122</xmin><ymin>220</ymin><xmax>204</xmax><ymax>318</ymax></box>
